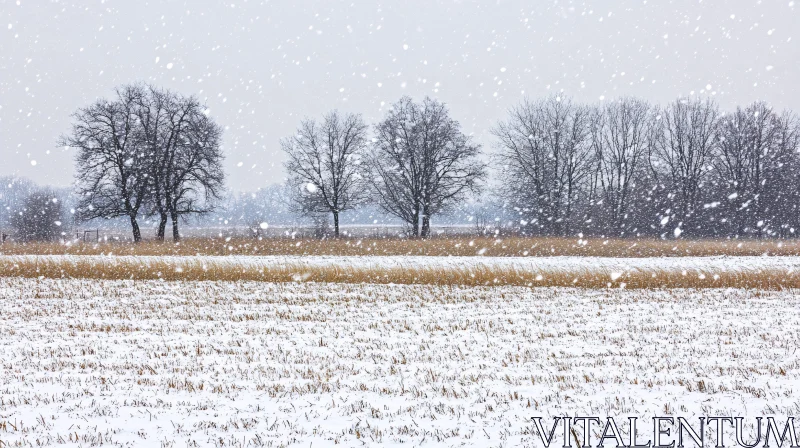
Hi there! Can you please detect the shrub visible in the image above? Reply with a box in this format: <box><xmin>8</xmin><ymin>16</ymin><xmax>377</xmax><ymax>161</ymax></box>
<box><xmin>10</xmin><ymin>189</ymin><xmax>64</xmax><ymax>242</ymax></box>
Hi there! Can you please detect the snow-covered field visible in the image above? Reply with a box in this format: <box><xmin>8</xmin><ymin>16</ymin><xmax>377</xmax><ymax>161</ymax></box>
<box><xmin>1</xmin><ymin>277</ymin><xmax>798</xmax><ymax>446</ymax></box>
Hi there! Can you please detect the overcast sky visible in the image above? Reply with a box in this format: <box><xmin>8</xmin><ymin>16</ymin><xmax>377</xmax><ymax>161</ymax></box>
<box><xmin>1</xmin><ymin>0</ymin><xmax>798</xmax><ymax>191</ymax></box>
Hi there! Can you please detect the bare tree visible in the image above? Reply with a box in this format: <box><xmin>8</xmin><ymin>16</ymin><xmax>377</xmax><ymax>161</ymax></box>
<box><xmin>590</xmin><ymin>97</ymin><xmax>655</xmax><ymax>232</ymax></box>
<box><xmin>651</xmin><ymin>97</ymin><xmax>720</xmax><ymax>235</ymax></box>
<box><xmin>133</xmin><ymin>86</ymin><xmax>185</xmax><ymax>240</ymax></box>
<box><xmin>370</xmin><ymin>97</ymin><xmax>485</xmax><ymax>238</ymax></box>
<box><xmin>714</xmin><ymin>102</ymin><xmax>797</xmax><ymax>237</ymax></box>
<box><xmin>134</xmin><ymin>86</ymin><xmax>225</xmax><ymax>242</ymax></box>
<box><xmin>493</xmin><ymin>95</ymin><xmax>594</xmax><ymax>235</ymax></box>
<box><xmin>282</xmin><ymin>111</ymin><xmax>368</xmax><ymax>238</ymax></box>
<box><xmin>63</xmin><ymin>84</ymin><xmax>150</xmax><ymax>242</ymax></box>
<box><xmin>10</xmin><ymin>189</ymin><xmax>64</xmax><ymax>242</ymax></box>
<box><xmin>163</xmin><ymin>105</ymin><xmax>225</xmax><ymax>241</ymax></box>
<box><xmin>65</xmin><ymin>84</ymin><xmax>224</xmax><ymax>243</ymax></box>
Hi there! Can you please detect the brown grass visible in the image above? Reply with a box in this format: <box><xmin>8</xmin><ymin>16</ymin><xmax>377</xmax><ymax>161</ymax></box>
<box><xmin>1</xmin><ymin>255</ymin><xmax>798</xmax><ymax>289</ymax></box>
<box><xmin>1</xmin><ymin>235</ymin><xmax>799</xmax><ymax>257</ymax></box>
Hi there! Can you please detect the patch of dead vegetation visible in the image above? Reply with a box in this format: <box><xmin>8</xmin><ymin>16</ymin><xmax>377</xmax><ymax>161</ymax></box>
<box><xmin>1</xmin><ymin>235</ymin><xmax>798</xmax><ymax>257</ymax></box>
<box><xmin>1</xmin><ymin>254</ymin><xmax>800</xmax><ymax>289</ymax></box>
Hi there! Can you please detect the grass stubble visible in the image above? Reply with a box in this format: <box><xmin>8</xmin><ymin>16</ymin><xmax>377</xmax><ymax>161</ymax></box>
<box><xmin>0</xmin><ymin>278</ymin><xmax>797</xmax><ymax>446</ymax></box>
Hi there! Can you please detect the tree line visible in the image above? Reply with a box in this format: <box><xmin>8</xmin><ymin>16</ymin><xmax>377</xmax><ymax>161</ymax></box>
<box><xmin>57</xmin><ymin>84</ymin><xmax>800</xmax><ymax>242</ymax></box>
<box><xmin>493</xmin><ymin>96</ymin><xmax>800</xmax><ymax>238</ymax></box>
<box><xmin>285</xmin><ymin>95</ymin><xmax>800</xmax><ymax>239</ymax></box>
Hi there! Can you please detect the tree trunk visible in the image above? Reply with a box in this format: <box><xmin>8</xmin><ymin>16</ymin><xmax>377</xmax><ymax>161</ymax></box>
<box><xmin>156</xmin><ymin>213</ymin><xmax>168</xmax><ymax>241</ymax></box>
<box><xmin>332</xmin><ymin>211</ymin><xmax>340</xmax><ymax>238</ymax></box>
<box><xmin>171</xmin><ymin>210</ymin><xmax>181</xmax><ymax>242</ymax></box>
<box><xmin>421</xmin><ymin>213</ymin><xmax>431</xmax><ymax>238</ymax></box>
<box><xmin>735</xmin><ymin>197</ymin><xmax>745</xmax><ymax>238</ymax></box>
<box><xmin>411</xmin><ymin>205</ymin><xmax>420</xmax><ymax>237</ymax></box>
<box><xmin>130</xmin><ymin>215</ymin><xmax>142</xmax><ymax>243</ymax></box>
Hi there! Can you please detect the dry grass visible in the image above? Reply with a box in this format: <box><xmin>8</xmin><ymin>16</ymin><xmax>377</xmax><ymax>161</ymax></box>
<box><xmin>2</xmin><ymin>255</ymin><xmax>799</xmax><ymax>289</ymax></box>
<box><xmin>1</xmin><ymin>235</ymin><xmax>799</xmax><ymax>257</ymax></box>
<box><xmin>3</xmin><ymin>236</ymin><xmax>798</xmax><ymax>289</ymax></box>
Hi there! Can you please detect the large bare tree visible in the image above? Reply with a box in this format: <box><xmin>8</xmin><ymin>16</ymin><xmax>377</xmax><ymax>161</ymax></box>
<box><xmin>282</xmin><ymin>111</ymin><xmax>369</xmax><ymax>238</ymax></box>
<box><xmin>63</xmin><ymin>84</ymin><xmax>150</xmax><ymax>242</ymax></box>
<box><xmin>651</xmin><ymin>98</ymin><xmax>720</xmax><ymax>235</ymax></box>
<box><xmin>64</xmin><ymin>83</ymin><xmax>224</xmax><ymax>242</ymax></box>
<box><xmin>493</xmin><ymin>95</ymin><xmax>594</xmax><ymax>235</ymax></box>
<box><xmin>590</xmin><ymin>97</ymin><xmax>655</xmax><ymax>232</ymax></box>
<box><xmin>133</xmin><ymin>86</ymin><xmax>186</xmax><ymax>240</ymax></box>
<box><xmin>134</xmin><ymin>86</ymin><xmax>225</xmax><ymax>242</ymax></box>
<box><xmin>370</xmin><ymin>96</ymin><xmax>486</xmax><ymax>237</ymax></box>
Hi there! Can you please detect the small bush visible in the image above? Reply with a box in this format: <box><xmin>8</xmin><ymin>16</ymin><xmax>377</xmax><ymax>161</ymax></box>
<box><xmin>10</xmin><ymin>189</ymin><xmax>64</xmax><ymax>242</ymax></box>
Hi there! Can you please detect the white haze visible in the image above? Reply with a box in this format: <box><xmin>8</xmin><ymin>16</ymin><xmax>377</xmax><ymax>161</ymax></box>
<box><xmin>1</xmin><ymin>0</ymin><xmax>798</xmax><ymax>191</ymax></box>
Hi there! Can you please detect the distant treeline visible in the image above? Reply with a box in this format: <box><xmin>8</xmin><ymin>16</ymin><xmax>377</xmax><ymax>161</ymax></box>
<box><xmin>5</xmin><ymin>86</ymin><xmax>800</xmax><ymax>242</ymax></box>
<box><xmin>281</xmin><ymin>94</ymin><xmax>800</xmax><ymax>239</ymax></box>
<box><xmin>493</xmin><ymin>96</ymin><xmax>800</xmax><ymax>239</ymax></box>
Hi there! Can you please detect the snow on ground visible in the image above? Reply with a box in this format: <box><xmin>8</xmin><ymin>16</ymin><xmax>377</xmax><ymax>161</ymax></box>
<box><xmin>4</xmin><ymin>254</ymin><xmax>800</xmax><ymax>276</ymax></box>
<box><xmin>1</xmin><ymin>278</ymin><xmax>798</xmax><ymax>446</ymax></box>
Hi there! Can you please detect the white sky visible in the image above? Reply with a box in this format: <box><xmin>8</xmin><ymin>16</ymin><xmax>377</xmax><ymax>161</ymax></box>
<box><xmin>1</xmin><ymin>0</ymin><xmax>798</xmax><ymax>191</ymax></box>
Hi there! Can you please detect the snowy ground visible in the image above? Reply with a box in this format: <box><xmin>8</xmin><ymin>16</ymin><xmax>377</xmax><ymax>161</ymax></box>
<box><xmin>1</xmin><ymin>278</ymin><xmax>798</xmax><ymax>447</ymax></box>
<box><xmin>4</xmin><ymin>253</ymin><xmax>800</xmax><ymax>277</ymax></box>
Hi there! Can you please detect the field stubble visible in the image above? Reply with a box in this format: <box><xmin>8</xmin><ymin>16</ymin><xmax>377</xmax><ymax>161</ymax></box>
<box><xmin>0</xmin><ymin>278</ymin><xmax>798</xmax><ymax>446</ymax></box>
